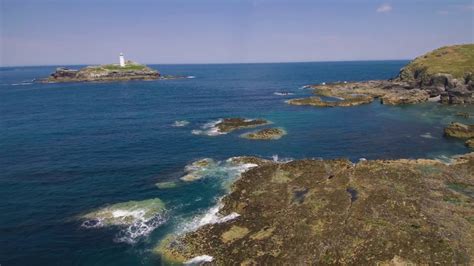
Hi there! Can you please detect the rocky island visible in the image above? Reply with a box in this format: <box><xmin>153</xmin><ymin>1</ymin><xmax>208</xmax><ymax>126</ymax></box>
<box><xmin>39</xmin><ymin>53</ymin><xmax>191</xmax><ymax>83</ymax></box>
<box><xmin>240</xmin><ymin>128</ymin><xmax>287</xmax><ymax>140</ymax></box>
<box><xmin>215</xmin><ymin>118</ymin><xmax>269</xmax><ymax>133</ymax></box>
<box><xmin>288</xmin><ymin>44</ymin><xmax>473</xmax><ymax>107</ymax></box>
<box><xmin>158</xmin><ymin>153</ymin><xmax>474</xmax><ymax>264</ymax></box>
<box><xmin>43</xmin><ymin>62</ymin><xmax>160</xmax><ymax>83</ymax></box>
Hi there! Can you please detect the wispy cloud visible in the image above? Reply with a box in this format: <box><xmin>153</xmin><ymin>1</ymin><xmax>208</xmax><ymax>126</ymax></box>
<box><xmin>376</xmin><ymin>3</ymin><xmax>392</xmax><ymax>13</ymax></box>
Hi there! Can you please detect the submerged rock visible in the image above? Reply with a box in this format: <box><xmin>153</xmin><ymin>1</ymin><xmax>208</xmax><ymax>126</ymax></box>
<box><xmin>240</xmin><ymin>128</ymin><xmax>287</xmax><ymax>140</ymax></box>
<box><xmin>159</xmin><ymin>154</ymin><xmax>474</xmax><ymax>264</ymax></box>
<box><xmin>81</xmin><ymin>198</ymin><xmax>165</xmax><ymax>227</ymax></box>
<box><xmin>179</xmin><ymin>157</ymin><xmax>266</xmax><ymax>183</ymax></box>
<box><xmin>81</xmin><ymin>198</ymin><xmax>167</xmax><ymax>243</ymax></box>
<box><xmin>444</xmin><ymin>122</ymin><xmax>474</xmax><ymax>139</ymax></box>
<box><xmin>156</xmin><ymin>181</ymin><xmax>179</xmax><ymax>189</ymax></box>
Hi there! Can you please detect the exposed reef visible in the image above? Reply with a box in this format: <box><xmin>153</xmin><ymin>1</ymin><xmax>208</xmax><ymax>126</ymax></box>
<box><xmin>81</xmin><ymin>198</ymin><xmax>166</xmax><ymax>243</ymax></box>
<box><xmin>215</xmin><ymin>118</ymin><xmax>269</xmax><ymax>133</ymax></box>
<box><xmin>192</xmin><ymin>118</ymin><xmax>270</xmax><ymax>136</ymax></box>
<box><xmin>444</xmin><ymin>122</ymin><xmax>474</xmax><ymax>139</ymax></box>
<box><xmin>287</xmin><ymin>95</ymin><xmax>374</xmax><ymax>107</ymax></box>
<box><xmin>289</xmin><ymin>44</ymin><xmax>473</xmax><ymax>107</ymax></box>
<box><xmin>158</xmin><ymin>154</ymin><xmax>474</xmax><ymax>264</ymax></box>
<box><xmin>240</xmin><ymin>128</ymin><xmax>287</xmax><ymax>140</ymax></box>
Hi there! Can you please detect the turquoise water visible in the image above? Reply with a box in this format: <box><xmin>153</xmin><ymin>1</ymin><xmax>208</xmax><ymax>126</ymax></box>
<box><xmin>1</xmin><ymin>62</ymin><xmax>473</xmax><ymax>265</ymax></box>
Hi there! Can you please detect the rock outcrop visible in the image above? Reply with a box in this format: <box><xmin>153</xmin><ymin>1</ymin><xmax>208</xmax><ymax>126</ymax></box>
<box><xmin>444</xmin><ymin>122</ymin><xmax>474</xmax><ymax>139</ymax></box>
<box><xmin>215</xmin><ymin>118</ymin><xmax>269</xmax><ymax>133</ymax></box>
<box><xmin>240</xmin><ymin>128</ymin><xmax>287</xmax><ymax>140</ymax></box>
<box><xmin>158</xmin><ymin>154</ymin><xmax>474</xmax><ymax>264</ymax></box>
<box><xmin>288</xmin><ymin>44</ymin><xmax>473</xmax><ymax>107</ymax></box>
<box><xmin>395</xmin><ymin>44</ymin><xmax>474</xmax><ymax>104</ymax></box>
<box><xmin>43</xmin><ymin>61</ymin><xmax>160</xmax><ymax>83</ymax></box>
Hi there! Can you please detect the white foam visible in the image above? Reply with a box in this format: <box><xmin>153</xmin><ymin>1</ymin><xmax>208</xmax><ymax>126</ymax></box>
<box><xmin>271</xmin><ymin>154</ymin><xmax>293</xmax><ymax>163</ymax></box>
<box><xmin>274</xmin><ymin>92</ymin><xmax>294</xmax><ymax>96</ymax></box>
<box><xmin>114</xmin><ymin>214</ymin><xmax>167</xmax><ymax>244</ymax></box>
<box><xmin>172</xmin><ymin>120</ymin><xmax>190</xmax><ymax>127</ymax></box>
<box><xmin>178</xmin><ymin>203</ymin><xmax>240</xmax><ymax>234</ymax></box>
<box><xmin>187</xmin><ymin>76</ymin><xmax>196</xmax><ymax>79</ymax></box>
<box><xmin>191</xmin><ymin>119</ymin><xmax>225</xmax><ymax>136</ymax></box>
<box><xmin>11</xmin><ymin>82</ymin><xmax>33</xmax><ymax>86</ymax></box>
<box><xmin>420</xmin><ymin>132</ymin><xmax>437</xmax><ymax>139</ymax></box>
<box><xmin>185</xmin><ymin>255</ymin><xmax>214</xmax><ymax>264</ymax></box>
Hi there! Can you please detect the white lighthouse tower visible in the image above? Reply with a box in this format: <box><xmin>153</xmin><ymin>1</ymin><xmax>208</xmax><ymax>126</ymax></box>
<box><xmin>119</xmin><ymin>53</ymin><xmax>125</xmax><ymax>67</ymax></box>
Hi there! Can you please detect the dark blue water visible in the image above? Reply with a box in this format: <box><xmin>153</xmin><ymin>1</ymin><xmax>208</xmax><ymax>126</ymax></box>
<box><xmin>1</xmin><ymin>62</ymin><xmax>473</xmax><ymax>265</ymax></box>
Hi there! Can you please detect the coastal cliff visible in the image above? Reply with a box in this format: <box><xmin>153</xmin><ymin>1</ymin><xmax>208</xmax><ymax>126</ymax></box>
<box><xmin>42</xmin><ymin>61</ymin><xmax>160</xmax><ymax>83</ymax></box>
<box><xmin>288</xmin><ymin>44</ymin><xmax>473</xmax><ymax>106</ymax></box>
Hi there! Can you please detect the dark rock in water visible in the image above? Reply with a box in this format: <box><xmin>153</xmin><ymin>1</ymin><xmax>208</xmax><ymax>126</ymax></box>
<box><xmin>466</xmin><ymin>139</ymin><xmax>474</xmax><ymax>149</ymax></box>
<box><xmin>455</xmin><ymin>112</ymin><xmax>470</xmax><ymax>119</ymax></box>
<box><xmin>158</xmin><ymin>154</ymin><xmax>474</xmax><ymax>264</ymax></box>
<box><xmin>444</xmin><ymin>122</ymin><xmax>474</xmax><ymax>139</ymax></box>
<box><xmin>241</xmin><ymin>128</ymin><xmax>286</xmax><ymax>140</ymax></box>
<box><xmin>215</xmin><ymin>118</ymin><xmax>269</xmax><ymax>133</ymax></box>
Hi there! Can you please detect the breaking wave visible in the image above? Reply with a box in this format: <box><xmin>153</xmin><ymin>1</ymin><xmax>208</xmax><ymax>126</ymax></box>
<box><xmin>172</xmin><ymin>120</ymin><xmax>190</xmax><ymax>127</ymax></box>
<box><xmin>191</xmin><ymin>119</ymin><xmax>224</xmax><ymax>136</ymax></box>
<box><xmin>274</xmin><ymin>92</ymin><xmax>294</xmax><ymax>96</ymax></box>
<box><xmin>80</xmin><ymin>198</ymin><xmax>167</xmax><ymax>244</ymax></box>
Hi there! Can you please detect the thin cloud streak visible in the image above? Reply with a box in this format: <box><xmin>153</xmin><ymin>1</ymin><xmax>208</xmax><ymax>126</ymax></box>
<box><xmin>376</xmin><ymin>3</ymin><xmax>392</xmax><ymax>13</ymax></box>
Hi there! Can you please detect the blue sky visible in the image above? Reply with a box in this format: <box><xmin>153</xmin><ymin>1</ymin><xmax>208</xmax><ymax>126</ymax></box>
<box><xmin>1</xmin><ymin>0</ymin><xmax>473</xmax><ymax>66</ymax></box>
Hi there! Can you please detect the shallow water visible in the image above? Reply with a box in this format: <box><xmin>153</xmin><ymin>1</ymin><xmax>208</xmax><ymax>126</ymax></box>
<box><xmin>1</xmin><ymin>62</ymin><xmax>473</xmax><ymax>265</ymax></box>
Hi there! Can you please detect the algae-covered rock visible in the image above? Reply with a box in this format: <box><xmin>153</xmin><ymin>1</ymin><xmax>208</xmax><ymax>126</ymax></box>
<box><xmin>216</xmin><ymin>118</ymin><xmax>269</xmax><ymax>133</ymax></box>
<box><xmin>444</xmin><ymin>122</ymin><xmax>474</xmax><ymax>139</ymax></box>
<box><xmin>240</xmin><ymin>128</ymin><xmax>287</xmax><ymax>140</ymax></box>
<box><xmin>160</xmin><ymin>154</ymin><xmax>474</xmax><ymax>264</ymax></box>
<box><xmin>287</xmin><ymin>95</ymin><xmax>373</xmax><ymax>107</ymax></box>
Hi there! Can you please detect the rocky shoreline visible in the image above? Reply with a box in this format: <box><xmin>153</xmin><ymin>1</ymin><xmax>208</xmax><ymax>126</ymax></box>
<box><xmin>156</xmin><ymin>44</ymin><xmax>474</xmax><ymax>264</ymax></box>
<box><xmin>158</xmin><ymin>153</ymin><xmax>474</xmax><ymax>264</ymax></box>
<box><xmin>288</xmin><ymin>45</ymin><xmax>473</xmax><ymax>107</ymax></box>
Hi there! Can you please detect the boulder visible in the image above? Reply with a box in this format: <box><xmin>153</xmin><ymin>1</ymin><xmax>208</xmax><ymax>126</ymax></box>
<box><xmin>444</xmin><ymin>122</ymin><xmax>474</xmax><ymax>139</ymax></box>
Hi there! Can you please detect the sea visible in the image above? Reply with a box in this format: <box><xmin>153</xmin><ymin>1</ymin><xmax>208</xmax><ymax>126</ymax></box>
<box><xmin>1</xmin><ymin>62</ymin><xmax>473</xmax><ymax>265</ymax></box>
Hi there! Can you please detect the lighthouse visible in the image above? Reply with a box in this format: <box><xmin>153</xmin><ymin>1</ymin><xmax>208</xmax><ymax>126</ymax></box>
<box><xmin>119</xmin><ymin>53</ymin><xmax>125</xmax><ymax>67</ymax></box>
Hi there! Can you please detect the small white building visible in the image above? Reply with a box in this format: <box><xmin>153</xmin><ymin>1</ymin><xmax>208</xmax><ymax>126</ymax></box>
<box><xmin>119</xmin><ymin>53</ymin><xmax>125</xmax><ymax>67</ymax></box>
